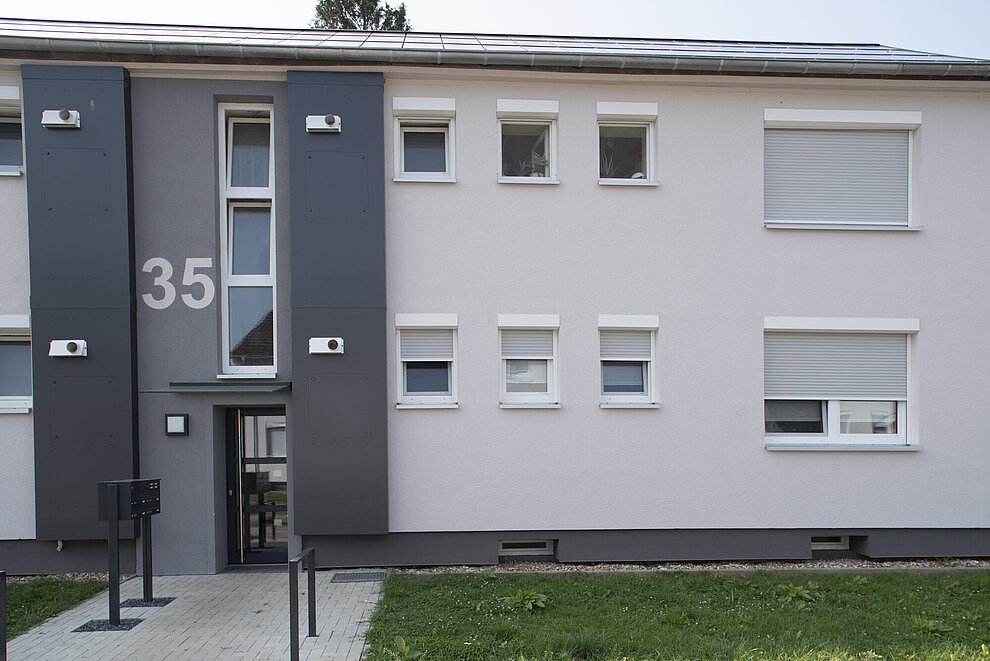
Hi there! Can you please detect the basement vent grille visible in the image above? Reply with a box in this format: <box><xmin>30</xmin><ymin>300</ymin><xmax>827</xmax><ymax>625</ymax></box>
<box><xmin>811</xmin><ymin>535</ymin><xmax>850</xmax><ymax>551</ymax></box>
<box><xmin>498</xmin><ymin>539</ymin><xmax>555</xmax><ymax>556</ymax></box>
<box><xmin>331</xmin><ymin>571</ymin><xmax>386</xmax><ymax>583</ymax></box>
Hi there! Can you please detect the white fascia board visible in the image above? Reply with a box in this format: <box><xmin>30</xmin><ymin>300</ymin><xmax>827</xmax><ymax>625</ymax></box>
<box><xmin>496</xmin><ymin>99</ymin><xmax>558</xmax><ymax>119</ymax></box>
<box><xmin>395</xmin><ymin>313</ymin><xmax>458</xmax><ymax>328</ymax></box>
<box><xmin>497</xmin><ymin>313</ymin><xmax>559</xmax><ymax>329</ymax></box>
<box><xmin>392</xmin><ymin>96</ymin><xmax>455</xmax><ymax>118</ymax></box>
<box><xmin>596</xmin><ymin>101</ymin><xmax>658</xmax><ymax>121</ymax></box>
<box><xmin>764</xmin><ymin>316</ymin><xmax>920</xmax><ymax>333</ymax></box>
<box><xmin>0</xmin><ymin>314</ymin><xmax>30</xmax><ymax>335</ymax></box>
<box><xmin>598</xmin><ymin>314</ymin><xmax>659</xmax><ymax>329</ymax></box>
<box><xmin>764</xmin><ymin>109</ymin><xmax>922</xmax><ymax>130</ymax></box>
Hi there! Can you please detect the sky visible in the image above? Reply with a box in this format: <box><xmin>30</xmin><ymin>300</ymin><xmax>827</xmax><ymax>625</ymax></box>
<box><xmin>4</xmin><ymin>0</ymin><xmax>989</xmax><ymax>59</ymax></box>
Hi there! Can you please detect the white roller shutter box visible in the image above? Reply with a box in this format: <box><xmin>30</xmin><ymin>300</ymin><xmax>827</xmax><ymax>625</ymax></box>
<box><xmin>501</xmin><ymin>330</ymin><xmax>554</xmax><ymax>358</ymax></box>
<box><xmin>764</xmin><ymin>129</ymin><xmax>909</xmax><ymax>225</ymax></box>
<box><xmin>400</xmin><ymin>329</ymin><xmax>454</xmax><ymax>361</ymax></box>
<box><xmin>764</xmin><ymin>332</ymin><xmax>907</xmax><ymax>399</ymax></box>
<box><xmin>600</xmin><ymin>330</ymin><xmax>652</xmax><ymax>360</ymax></box>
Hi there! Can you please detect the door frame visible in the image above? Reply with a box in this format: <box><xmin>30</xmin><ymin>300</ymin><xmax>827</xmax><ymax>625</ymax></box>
<box><xmin>225</xmin><ymin>406</ymin><xmax>287</xmax><ymax>565</ymax></box>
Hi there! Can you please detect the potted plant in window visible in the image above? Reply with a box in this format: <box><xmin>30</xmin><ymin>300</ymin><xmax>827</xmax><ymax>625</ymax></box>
<box><xmin>527</xmin><ymin>153</ymin><xmax>550</xmax><ymax>177</ymax></box>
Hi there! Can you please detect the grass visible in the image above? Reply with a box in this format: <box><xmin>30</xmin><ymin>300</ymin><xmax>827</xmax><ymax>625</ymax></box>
<box><xmin>364</xmin><ymin>571</ymin><xmax>990</xmax><ymax>660</ymax></box>
<box><xmin>5</xmin><ymin>576</ymin><xmax>107</xmax><ymax>639</ymax></box>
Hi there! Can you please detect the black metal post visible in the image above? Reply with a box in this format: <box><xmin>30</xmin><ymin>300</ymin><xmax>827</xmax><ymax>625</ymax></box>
<box><xmin>288</xmin><ymin>547</ymin><xmax>317</xmax><ymax>661</ymax></box>
<box><xmin>2</xmin><ymin>570</ymin><xmax>7</xmax><ymax>661</ymax></box>
<box><xmin>288</xmin><ymin>558</ymin><xmax>299</xmax><ymax>661</ymax></box>
<box><xmin>142</xmin><ymin>514</ymin><xmax>153</xmax><ymax>602</ymax></box>
<box><xmin>107</xmin><ymin>483</ymin><xmax>120</xmax><ymax>626</ymax></box>
<box><xmin>306</xmin><ymin>551</ymin><xmax>316</xmax><ymax>637</ymax></box>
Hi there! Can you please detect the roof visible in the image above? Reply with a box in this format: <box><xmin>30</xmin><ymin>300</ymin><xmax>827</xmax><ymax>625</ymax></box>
<box><xmin>1</xmin><ymin>17</ymin><xmax>988</xmax><ymax>79</ymax></box>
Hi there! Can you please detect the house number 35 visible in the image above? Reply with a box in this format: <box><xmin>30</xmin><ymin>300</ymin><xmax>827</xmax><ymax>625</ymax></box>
<box><xmin>142</xmin><ymin>257</ymin><xmax>216</xmax><ymax>310</ymax></box>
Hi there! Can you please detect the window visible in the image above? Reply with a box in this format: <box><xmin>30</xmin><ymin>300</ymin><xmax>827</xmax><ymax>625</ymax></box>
<box><xmin>393</xmin><ymin>97</ymin><xmax>455</xmax><ymax>182</ymax></box>
<box><xmin>0</xmin><ymin>119</ymin><xmax>22</xmax><ymax>175</ymax></box>
<box><xmin>395</xmin><ymin>314</ymin><xmax>457</xmax><ymax>407</ymax></box>
<box><xmin>498</xmin><ymin>314</ymin><xmax>559</xmax><ymax>407</ymax></box>
<box><xmin>497</xmin><ymin>99</ymin><xmax>558</xmax><ymax>183</ymax></box>
<box><xmin>598</xmin><ymin>315</ymin><xmax>658</xmax><ymax>407</ymax></box>
<box><xmin>218</xmin><ymin>105</ymin><xmax>275</xmax><ymax>376</ymax></box>
<box><xmin>596</xmin><ymin>102</ymin><xmax>657</xmax><ymax>185</ymax></box>
<box><xmin>763</xmin><ymin>109</ymin><xmax>922</xmax><ymax>229</ymax></box>
<box><xmin>763</xmin><ymin>317</ymin><xmax>918</xmax><ymax>449</ymax></box>
<box><xmin>0</xmin><ymin>316</ymin><xmax>31</xmax><ymax>413</ymax></box>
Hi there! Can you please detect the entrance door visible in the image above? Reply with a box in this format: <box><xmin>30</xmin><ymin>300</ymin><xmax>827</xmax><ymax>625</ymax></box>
<box><xmin>226</xmin><ymin>407</ymin><xmax>288</xmax><ymax>565</ymax></box>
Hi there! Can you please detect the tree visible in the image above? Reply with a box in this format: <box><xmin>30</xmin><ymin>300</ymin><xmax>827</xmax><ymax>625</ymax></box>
<box><xmin>311</xmin><ymin>0</ymin><xmax>412</xmax><ymax>31</ymax></box>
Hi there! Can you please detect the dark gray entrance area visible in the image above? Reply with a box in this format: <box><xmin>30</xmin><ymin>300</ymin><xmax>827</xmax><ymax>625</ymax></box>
<box><xmin>226</xmin><ymin>407</ymin><xmax>288</xmax><ymax>565</ymax></box>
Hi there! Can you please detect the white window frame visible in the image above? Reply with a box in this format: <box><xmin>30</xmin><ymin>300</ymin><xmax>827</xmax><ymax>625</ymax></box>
<box><xmin>395</xmin><ymin>314</ymin><xmax>458</xmax><ymax>408</ymax></box>
<box><xmin>763</xmin><ymin>316</ymin><xmax>919</xmax><ymax>451</ymax></box>
<box><xmin>497</xmin><ymin>314</ymin><xmax>559</xmax><ymax>408</ymax></box>
<box><xmin>0</xmin><ymin>314</ymin><xmax>31</xmax><ymax>413</ymax></box>
<box><xmin>392</xmin><ymin>97</ymin><xmax>456</xmax><ymax>183</ymax></box>
<box><xmin>217</xmin><ymin>104</ymin><xmax>277</xmax><ymax>377</ymax></box>
<box><xmin>596</xmin><ymin>102</ymin><xmax>658</xmax><ymax>187</ymax></box>
<box><xmin>0</xmin><ymin>86</ymin><xmax>22</xmax><ymax>176</ymax></box>
<box><xmin>0</xmin><ymin>117</ymin><xmax>23</xmax><ymax>176</ymax></box>
<box><xmin>763</xmin><ymin>109</ymin><xmax>922</xmax><ymax>231</ymax></box>
<box><xmin>598</xmin><ymin>314</ymin><xmax>659</xmax><ymax>408</ymax></box>
<box><xmin>496</xmin><ymin>99</ymin><xmax>559</xmax><ymax>184</ymax></box>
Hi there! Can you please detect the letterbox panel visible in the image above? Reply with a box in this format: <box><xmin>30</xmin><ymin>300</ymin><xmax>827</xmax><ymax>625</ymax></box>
<box><xmin>98</xmin><ymin>479</ymin><xmax>161</xmax><ymax>521</ymax></box>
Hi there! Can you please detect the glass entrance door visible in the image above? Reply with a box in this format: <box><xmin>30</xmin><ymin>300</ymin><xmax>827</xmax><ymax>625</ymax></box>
<box><xmin>227</xmin><ymin>408</ymin><xmax>287</xmax><ymax>564</ymax></box>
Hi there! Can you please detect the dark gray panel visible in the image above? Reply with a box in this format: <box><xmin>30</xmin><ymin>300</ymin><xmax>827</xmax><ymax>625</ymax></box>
<box><xmin>0</xmin><ymin>539</ymin><xmax>136</xmax><ymax>575</ymax></box>
<box><xmin>853</xmin><ymin>529</ymin><xmax>990</xmax><ymax>558</ymax></box>
<box><xmin>288</xmin><ymin>71</ymin><xmax>387</xmax><ymax>536</ymax></box>
<box><xmin>31</xmin><ymin>309</ymin><xmax>138</xmax><ymax>540</ymax></box>
<box><xmin>291</xmin><ymin>307</ymin><xmax>387</xmax><ymax>535</ymax></box>
<box><xmin>22</xmin><ymin>65</ymin><xmax>138</xmax><ymax>542</ymax></box>
<box><xmin>308</xmin><ymin>374</ymin><xmax>371</xmax><ymax>437</ymax></box>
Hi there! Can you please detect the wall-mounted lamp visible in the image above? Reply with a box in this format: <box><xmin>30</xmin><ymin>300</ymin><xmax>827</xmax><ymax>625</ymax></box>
<box><xmin>165</xmin><ymin>414</ymin><xmax>189</xmax><ymax>436</ymax></box>
<box><xmin>309</xmin><ymin>337</ymin><xmax>344</xmax><ymax>354</ymax></box>
<box><xmin>306</xmin><ymin>113</ymin><xmax>341</xmax><ymax>133</ymax></box>
<box><xmin>41</xmin><ymin>109</ymin><xmax>81</xmax><ymax>128</ymax></box>
<box><xmin>49</xmin><ymin>339</ymin><xmax>87</xmax><ymax>357</ymax></box>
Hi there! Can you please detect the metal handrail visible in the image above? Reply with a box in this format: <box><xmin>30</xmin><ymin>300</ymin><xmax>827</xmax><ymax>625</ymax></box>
<box><xmin>288</xmin><ymin>547</ymin><xmax>316</xmax><ymax>661</ymax></box>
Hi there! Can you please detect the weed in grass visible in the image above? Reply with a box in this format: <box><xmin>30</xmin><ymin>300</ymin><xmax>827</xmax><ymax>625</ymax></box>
<box><xmin>501</xmin><ymin>589</ymin><xmax>548</xmax><ymax>611</ymax></box>
<box><xmin>912</xmin><ymin>617</ymin><xmax>953</xmax><ymax>635</ymax></box>
<box><xmin>384</xmin><ymin>635</ymin><xmax>423</xmax><ymax>660</ymax></box>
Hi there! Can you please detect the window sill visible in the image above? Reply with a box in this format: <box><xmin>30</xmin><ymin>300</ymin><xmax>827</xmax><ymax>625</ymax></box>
<box><xmin>597</xmin><ymin>179</ymin><xmax>658</xmax><ymax>187</ymax></box>
<box><xmin>396</xmin><ymin>403</ymin><xmax>458</xmax><ymax>409</ymax></box>
<box><xmin>393</xmin><ymin>176</ymin><xmax>456</xmax><ymax>184</ymax></box>
<box><xmin>497</xmin><ymin>177</ymin><xmax>560</xmax><ymax>185</ymax></box>
<box><xmin>599</xmin><ymin>402</ymin><xmax>660</xmax><ymax>409</ymax></box>
<box><xmin>764</xmin><ymin>222</ymin><xmax>923</xmax><ymax>232</ymax></box>
<box><xmin>0</xmin><ymin>397</ymin><xmax>32</xmax><ymax>413</ymax></box>
<box><xmin>0</xmin><ymin>166</ymin><xmax>23</xmax><ymax>177</ymax></box>
<box><xmin>765</xmin><ymin>441</ymin><xmax>919</xmax><ymax>452</ymax></box>
<box><xmin>216</xmin><ymin>373</ymin><xmax>278</xmax><ymax>380</ymax></box>
<box><xmin>499</xmin><ymin>402</ymin><xmax>561</xmax><ymax>409</ymax></box>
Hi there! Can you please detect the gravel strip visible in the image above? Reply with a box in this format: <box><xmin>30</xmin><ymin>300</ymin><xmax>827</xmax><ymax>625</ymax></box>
<box><xmin>4</xmin><ymin>572</ymin><xmax>133</xmax><ymax>584</ymax></box>
<box><xmin>396</xmin><ymin>558</ymin><xmax>990</xmax><ymax>575</ymax></box>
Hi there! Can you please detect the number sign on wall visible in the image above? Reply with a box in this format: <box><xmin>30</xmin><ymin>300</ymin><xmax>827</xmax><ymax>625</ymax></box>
<box><xmin>142</xmin><ymin>257</ymin><xmax>215</xmax><ymax>310</ymax></box>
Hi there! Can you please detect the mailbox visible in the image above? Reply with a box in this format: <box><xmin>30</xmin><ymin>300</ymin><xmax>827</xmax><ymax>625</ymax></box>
<box><xmin>98</xmin><ymin>479</ymin><xmax>160</xmax><ymax>521</ymax></box>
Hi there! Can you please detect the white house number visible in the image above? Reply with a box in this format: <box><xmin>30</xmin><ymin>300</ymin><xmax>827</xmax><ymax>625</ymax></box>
<box><xmin>142</xmin><ymin>257</ymin><xmax>216</xmax><ymax>310</ymax></box>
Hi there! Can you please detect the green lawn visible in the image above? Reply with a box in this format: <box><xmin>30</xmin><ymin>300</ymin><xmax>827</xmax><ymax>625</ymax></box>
<box><xmin>365</xmin><ymin>571</ymin><xmax>990</xmax><ymax>660</ymax></box>
<box><xmin>5</xmin><ymin>576</ymin><xmax>107</xmax><ymax>639</ymax></box>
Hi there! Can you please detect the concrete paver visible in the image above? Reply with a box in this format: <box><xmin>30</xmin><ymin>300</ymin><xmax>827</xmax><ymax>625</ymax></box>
<box><xmin>6</xmin><ymin>570</ymin><xmax>382</xmax><ymax>661</ymax></box>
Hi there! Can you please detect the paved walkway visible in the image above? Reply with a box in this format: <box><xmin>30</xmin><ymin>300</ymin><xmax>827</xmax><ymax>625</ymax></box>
<box><xmin>7</xmin><ymin>570</ymin><xmax>382</xmax><ymax>660</ymax></box>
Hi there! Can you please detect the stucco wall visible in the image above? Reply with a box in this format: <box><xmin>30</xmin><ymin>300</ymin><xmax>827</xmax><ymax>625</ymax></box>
<box><xmin>0</xmin><ymin>68</ymin><xmax>34</xmax><ymax>540</ymax></box>
<box><xmin>383</xmin><ymin>73</ymin><xmax>990</xmax><ymax>532</ymax></box>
